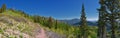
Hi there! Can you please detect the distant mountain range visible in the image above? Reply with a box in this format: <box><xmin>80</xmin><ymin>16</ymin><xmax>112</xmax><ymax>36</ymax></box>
<box><xmin>59</xmin><ymin>18</ymin><xmax>97</xmax><ymax>26</ymax></box>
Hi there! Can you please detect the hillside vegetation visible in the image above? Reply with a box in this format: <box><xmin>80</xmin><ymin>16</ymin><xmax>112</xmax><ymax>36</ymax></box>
<box><xmin>0</xmin><ymin>4</ymin><xmax>98</xmax><ymax>38</ymax></box>
<box><xmin>0</xmin><ymin>10</ymin><xmax>41</xmax><ymax>38</ymax></box>
<box><xmin>0</xmin><ymin>0</ymin><xmax>120</xmax><ymax>38</ymax></box>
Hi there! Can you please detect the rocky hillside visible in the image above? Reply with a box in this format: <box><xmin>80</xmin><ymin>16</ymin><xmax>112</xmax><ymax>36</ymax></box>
<box><xmin>0</xmin><ymin>10</ymin><xmax>66</xmax><ymax>38</ymax></box>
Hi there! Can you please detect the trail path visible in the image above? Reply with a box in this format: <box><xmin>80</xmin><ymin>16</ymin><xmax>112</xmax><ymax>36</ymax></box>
<box><xmin>35</xmin><ymin>28</ymin><xmax>47</xmax><ymax>38</ymax></box>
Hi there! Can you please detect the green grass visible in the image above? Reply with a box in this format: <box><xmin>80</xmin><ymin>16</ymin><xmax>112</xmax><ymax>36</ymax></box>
<box><xmin>0</xmin><ymin>10</ymin><xmax>98</xmax><ymax>38</ymax></box>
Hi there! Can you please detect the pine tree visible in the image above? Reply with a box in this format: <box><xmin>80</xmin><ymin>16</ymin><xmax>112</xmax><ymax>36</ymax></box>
<box><xmin>48</xmin><ymin>16</ymin><xmax>53</xmax><ymax>28</ymax></box>
<box><xmin>104</xmin><ymin>0</ymin><xmax>120</xmax><ymax>38</ymax></box>
<box><xmin>97</xmin><ymin>0</ymin><xmax>120</xmax><ymax>38</ymax></box>
<box><xmin>55</xmin><ymin>20</ymin><xmax>58</xmax><ymax>29</ymax></box>
<box><xmin>33</xmin><ymin>15</ymin><xmax>39</xmax><ymax>23</ymax></box>
<box><xmin>1</xmin><ymin>4</ymin><xmax>6</xmax><ymax>13</ymax></box>
<box><xmin>97</xmin><ymin>0</ymin><xmax>107</xmax><ymax>38</ymax></box>
<box><xmin>0</xmin><ymin>8</ymin><xmax>1</xmax><ymax>13</ymax></box>
<box><xmin>80</xmin><ymin>4</ymin><xmax>88</xmax><ymax>38</ymax></box>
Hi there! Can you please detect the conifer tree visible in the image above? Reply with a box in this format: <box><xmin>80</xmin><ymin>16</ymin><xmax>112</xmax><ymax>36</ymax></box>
<box><xmin>0</xmin><ymin>8</ymin><xmax>1</xmax><ymax>13</ymax></box>
<box><xmin>55</xmin><ymin>20</ymin><xmax>58</xmax><ymax>29</ymax></box>
<box><xmin>104</xmin><ymin>0</ymin><xmax>120</xmax><ymax>38</ymax></box>
<box><xmin>97</xmin><ymin>0</ymin><xmax>120</xmax><ymax>38</ymax></box>
<box><xmin>97</xmin><ymin>0</ymin><xmax>107</xmax><ymax>38</ymax></box>
<box><xmin>80</xmin><ymin>4</ymin><xmax>88</xmax><ymax>38</ymax></box>
<box><xmin>1</xmin><ymin>4</ymin><xmax>6</xmax><ymax>13</ymax></box>
<box><xmin>33</xmin><ymin>15</ymin><xmax>39</xmax><ymax>23</ymax></box>
<box><xmin>48</xmin><ymin>16</ymin><xmax>53</xmax><ymax>28</ymax></box>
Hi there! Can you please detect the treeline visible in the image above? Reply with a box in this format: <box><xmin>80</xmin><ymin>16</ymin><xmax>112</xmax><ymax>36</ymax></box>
<box><xmin>8</xmin><ymin>9</ymin><xmax>70</xmax><ymax>31</ymax></box>
<box><xmin>32</xmin><ymin>15</ymin><xmax>70</xmax><ymax>30</ymax></box>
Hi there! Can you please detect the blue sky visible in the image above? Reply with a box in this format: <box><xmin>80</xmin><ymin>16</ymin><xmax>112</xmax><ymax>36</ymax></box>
<box><xmin>0</xmin><ymin>0</ymin><xmax>99</xmax><ymax>21</ymax></box>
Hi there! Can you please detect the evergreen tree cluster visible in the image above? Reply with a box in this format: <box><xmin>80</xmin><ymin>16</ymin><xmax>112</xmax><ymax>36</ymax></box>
<box><xmin>33</xmin><ymin>16</ymin><xmax>69</xmax><ymax>29</ymax></box>
<box><xmin>79</xmin><ymin>0</ymin><xmax>120</xmax><ymax>38</ymax></box>
<box><xmin>97</xmin><ymin>0</ymin><xmax>120</xmax><ymax>38</ymax></box>
<box><xmin>0</xmin><ymin>4</ymin><xmax>6</xmax><ymax>13</ymax></box>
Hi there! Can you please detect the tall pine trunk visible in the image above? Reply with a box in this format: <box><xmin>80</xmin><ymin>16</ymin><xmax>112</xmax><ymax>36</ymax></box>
<box><xmin>97</xmin><ymin>0</ymin><xmax>107</xmax><ymax>38</ymax></box>
<box><xmin>111</xmin><ymin>14</ymin><xmax>116</xmax><ymax>38</ymax></box>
